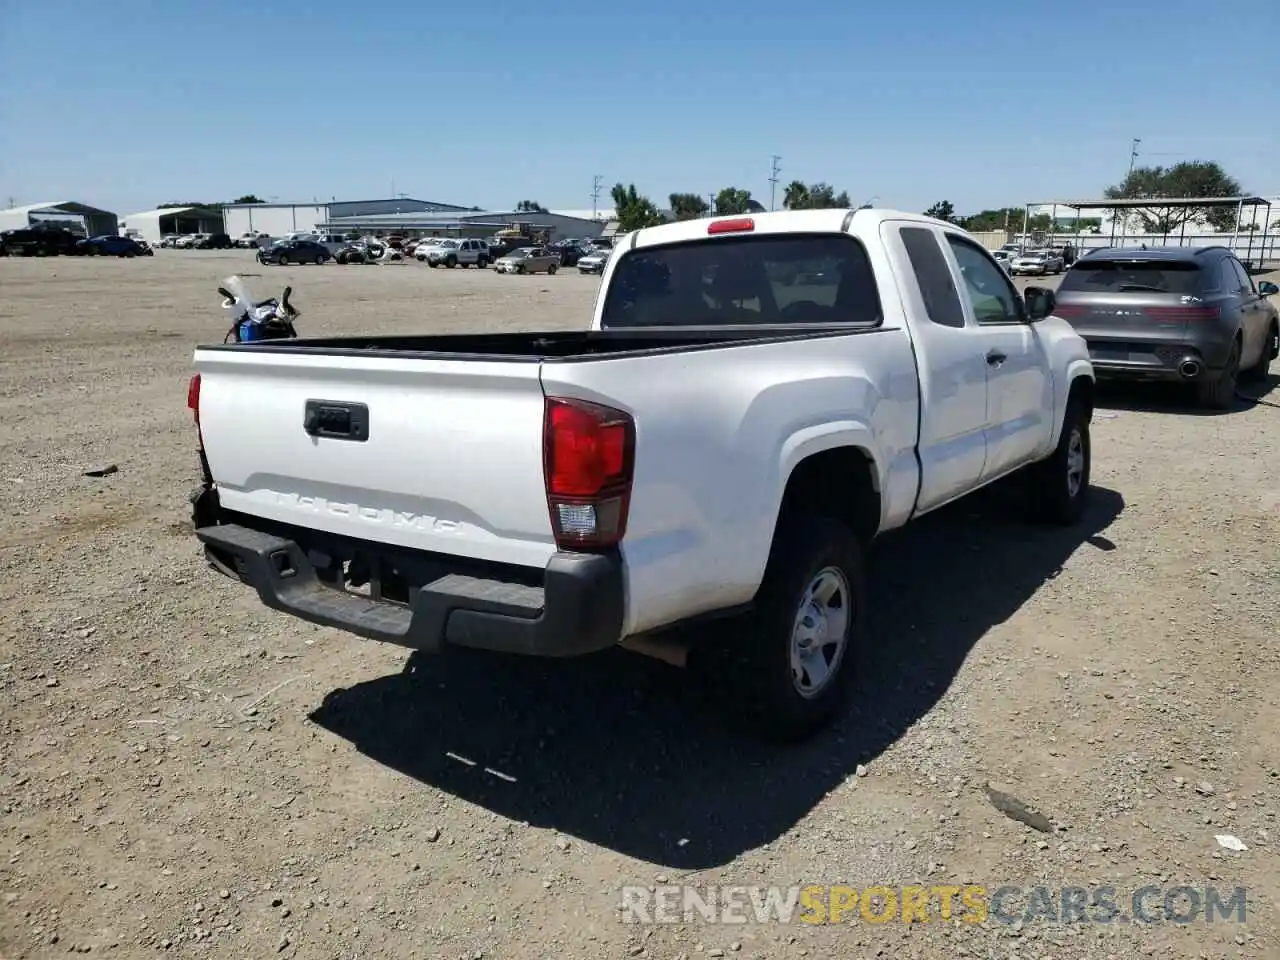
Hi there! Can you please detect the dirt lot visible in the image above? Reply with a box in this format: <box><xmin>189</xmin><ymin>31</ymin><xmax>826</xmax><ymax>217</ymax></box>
<box><xmin>2</xmin><ymin>251</ymin><xmax>1278</xmax><ymax>960</ymax></box>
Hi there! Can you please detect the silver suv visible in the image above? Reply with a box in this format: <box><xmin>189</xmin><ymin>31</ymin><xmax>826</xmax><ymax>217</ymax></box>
<box><xmin>423</xmin><ymin>238</ymin><xmax>490</xmax><ymax>269</ymax></box>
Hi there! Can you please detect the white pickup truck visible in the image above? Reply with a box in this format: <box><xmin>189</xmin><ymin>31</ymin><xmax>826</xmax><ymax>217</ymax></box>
<box><xmin>187</xmin><ymin>209</ymin><xmax>1095</xmax><ymax>740</ymax></box>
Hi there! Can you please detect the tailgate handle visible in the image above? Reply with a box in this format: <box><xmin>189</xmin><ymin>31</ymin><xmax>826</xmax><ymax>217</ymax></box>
<box><xmin>303</xmin><ymin>400</ymin><xmax>369</xmax><ymax>441</ymax></box>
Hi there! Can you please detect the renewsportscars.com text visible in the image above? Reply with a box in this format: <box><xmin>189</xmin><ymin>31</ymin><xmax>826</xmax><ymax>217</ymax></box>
<box><xmin>619</xmin><ymin>884</ymin><xmax>1248</xmax><ymax>926</ymax></box>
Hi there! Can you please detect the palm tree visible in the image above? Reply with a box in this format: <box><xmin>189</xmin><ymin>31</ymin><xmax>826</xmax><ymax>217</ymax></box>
<box><xmin>782</xmin><ymin>181</ymin><xmax>810</xmax><ymax>210</ymax></box>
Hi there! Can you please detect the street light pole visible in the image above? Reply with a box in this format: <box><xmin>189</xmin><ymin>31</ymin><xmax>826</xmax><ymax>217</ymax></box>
<box><xmin>768</xmin><ymin>155</ymin><xmax>782</xmax><ymax>211</ymax></box>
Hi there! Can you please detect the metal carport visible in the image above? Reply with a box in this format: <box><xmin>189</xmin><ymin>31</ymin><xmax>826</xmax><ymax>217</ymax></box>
<box><xmin>1021</xmin><ymin>196</ymin><xmax>1274</xmax><ymax>269</ymax></box>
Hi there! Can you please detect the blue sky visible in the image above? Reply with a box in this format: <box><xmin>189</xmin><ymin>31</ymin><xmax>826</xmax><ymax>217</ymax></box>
<box><xmin>1</xmin><ymin>0</ymin><xmax>1275</xmax><ymax>216</ymax></box>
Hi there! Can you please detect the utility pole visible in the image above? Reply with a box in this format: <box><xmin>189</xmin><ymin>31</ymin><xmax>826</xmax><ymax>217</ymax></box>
<box><xmin>590</xmin><ymin>175</ymin><xmax>603</xmax><ymax>221</ymax></box>
<box><xmin>1119</xmin><ymin>138</ymin><xmax>1141</xmax><ymax>246</ymax></box>
<box><xmin>768</xmin><ymin>155</ymin><xmax>782</xmax><ymax>211</ymax></box>
<box><xmin>708</xmin><ymin>193</ymin><xmax>716</xmax><ymax>216</ymax></box>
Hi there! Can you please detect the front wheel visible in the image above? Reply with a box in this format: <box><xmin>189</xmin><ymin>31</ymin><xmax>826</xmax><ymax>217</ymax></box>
<box><xmin>547</xmin><ymin>263</ymin><xmax>558</xmax><ymax>275</ymax></box>
<box><xmin>1028</xmin><ymin>396</ymin><xmax>1091</xmax><ymax>525</ymax></box>
<box><xmin>277</xmin><ymin>254</ymin><xmax>290</xmax><ymax>266</ymax></box>
<box><xmin>446</xmin><ymin>257</ymin><xmax>457</xmax><ymax>268</ymax></box>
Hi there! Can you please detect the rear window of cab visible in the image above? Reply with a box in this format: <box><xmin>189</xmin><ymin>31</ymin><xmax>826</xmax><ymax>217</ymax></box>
<box><xmin>600</xmin><ymin>234</ymin><xmax>883</xmax><ymax>328</ymax></box>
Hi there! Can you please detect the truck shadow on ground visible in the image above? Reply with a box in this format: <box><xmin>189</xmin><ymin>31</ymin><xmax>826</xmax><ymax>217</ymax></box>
<box><xmin>309</xmin><ymin>485</ymin><xmax>1124</xmax><ymax>870</ymax></box>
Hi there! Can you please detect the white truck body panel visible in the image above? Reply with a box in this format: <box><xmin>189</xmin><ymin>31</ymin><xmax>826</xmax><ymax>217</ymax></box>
<box><xmin>540</xmin><ymin>330</ymin><xmax>920</xmax><ymax>635</ymax></box>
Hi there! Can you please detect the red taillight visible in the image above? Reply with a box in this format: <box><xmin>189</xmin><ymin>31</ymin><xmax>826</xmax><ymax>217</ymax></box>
<box><xmin>1144</xmin><ymin>306</ymin><xmax>1220</xmax><ymax>322</ymax></box>
<box><xmin>187</xmin><ymin>373</ymin><xmax>201</xmax><ymax>425</ymax></box>
<box><xmin>1053</xmin><ymin>304</ymin><xmax>1089</xmax><ymax>319</ymax></box>
<box><xmin>543</xmin><ymin>396</ymin><xmax>635</xmax><ymax>550</ymax></box>
<box><xmin>707</xmin><ymin>217</ymin><xmax>754</xmax><ymax>235</ymax></box>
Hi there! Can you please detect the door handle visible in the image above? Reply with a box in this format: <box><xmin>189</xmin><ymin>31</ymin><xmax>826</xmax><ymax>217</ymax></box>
<box><xmin>986</xmin><ymin>350</ymin><xmax>1007</xmax><ymax>366</ymax></box>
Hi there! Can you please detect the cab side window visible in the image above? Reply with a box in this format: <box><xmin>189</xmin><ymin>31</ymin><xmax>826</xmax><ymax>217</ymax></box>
<box><xmin>946</xmin><ymin>236</ymin><xmax>1024</xmax><ymax>324</ymax></box>
<box><xmin>899</xmin><ymin>226</ymin><xmax>965</xmax><ymax>328</ymax></box>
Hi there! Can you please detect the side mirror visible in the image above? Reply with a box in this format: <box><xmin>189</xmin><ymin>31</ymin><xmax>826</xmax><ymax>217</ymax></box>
<box><xmin>1258</xmin><ymin>280</ymin><xmax>1279</xmax><ymax>297</ymax></box>
<box><xmin>1024</xmin><ymin>286</ymin><xmax>1056</xmax><ymax>321</ymax></box>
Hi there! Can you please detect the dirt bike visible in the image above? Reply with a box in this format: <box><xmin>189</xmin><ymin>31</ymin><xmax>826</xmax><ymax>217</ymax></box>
<box><xmin>217</xmin><ymin>275</ymin><xmax>300</xmax><ymax>343</ymax></box>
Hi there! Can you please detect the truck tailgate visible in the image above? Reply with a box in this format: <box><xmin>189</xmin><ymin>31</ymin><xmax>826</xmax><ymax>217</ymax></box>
<box><xmin>193</xmin><ymin>348</ymin><xmax>557</xmax><ymax>569</ymax></box>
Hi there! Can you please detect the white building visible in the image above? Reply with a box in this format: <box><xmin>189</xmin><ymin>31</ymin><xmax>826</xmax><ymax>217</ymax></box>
<box><xmin>0</xmin><ymin>200</ymin><xmax>118</xmax><ymax>237</ymax></box>
<box><xmin>320</xmin><ymin>208</ymin><xmax>608</xmax><ymax>242</ymax></box>
<box><xmin>222</xmin><ymin>197</ymin><xmax>477</xmax><ymax>240</ymax></box>
<box><xmin>120</xmin><ymin>206</ymin><xmax>224</xmax><ymax>244</ymax></box>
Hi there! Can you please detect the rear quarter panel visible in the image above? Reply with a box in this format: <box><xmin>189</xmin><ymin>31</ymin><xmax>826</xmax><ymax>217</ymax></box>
<box><xmin>541</xmin><ymin>330</ymin><xmax>920</xmax><ymax>636</ymax></box>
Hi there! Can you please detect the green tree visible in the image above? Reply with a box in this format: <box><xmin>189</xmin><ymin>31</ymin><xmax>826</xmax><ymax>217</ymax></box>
<box><xmin>783</xmin><ymin>181</ymin><xmax>851</xmax><ymax>210</ymax></box>
<box><xmin>782</xmin><ymin>181</ymin><xmax>810</xmax><ymax>210</ymax></box>
<box><xmin>611</xmin><ymin>183</ymin><xmax>666</xmax><ymax>232</ymax></box>
<box><xmin>924</xmin><ymin>200</ymin><xmax>956</xmax><ymax>223</ymax></box>
<box><xmin>515</xmin><ymin>200</ymin><xmax>548</xmax><ymax>213</ymax></box>
<box><xmin>714</xmin><ymin>187</ymin><xmax>754</xmax><ymax>215</ymax></box>
<box><xmin>1103</xmin><ymin>160</ymin><xmax>1244</xmax><ymax>236</ymax></box>
<box><xmin>668</xmin><ymin>193</ymin><xmax>710</xmax><ymax>220</ymax></box>
<box><xmin>232</xmin><ymin>195</ymin><xmax>264</xmax><ymax>204</ymax></box>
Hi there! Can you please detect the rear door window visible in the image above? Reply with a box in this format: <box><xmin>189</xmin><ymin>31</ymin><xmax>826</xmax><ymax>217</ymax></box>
<box><xmin>1229</xmin><ymin>258</ymin><xmax>1255</xmax><ymax>296</ymax></box>
<box><xmin>899</xmin><ymin>226</ymin><xmax>965</xmax><ymax>328</ymax></box>
<box><xmin>600</xmin><ymin>234</ymin><xmax>882</xmax><ymax>328</ymax></box>
<box><xmin>1059</xmin><ymin>259</ymin><xmax>1204</xmax><ymax>296</ymax></box>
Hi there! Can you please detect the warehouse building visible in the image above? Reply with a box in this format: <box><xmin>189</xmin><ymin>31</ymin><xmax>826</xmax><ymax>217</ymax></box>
<box><xmin>120</xmin><ymin>206</ymin><xmax>225</xmax><ymax>245</ymax></box>
<box><xmin>320</xmin><ymin>209</ymin><xmax>606</xmax><ymax>242</ymax></box>
<box><xmin>0</xmin><ymin>200</ymin><xmax>118</xmax><ymax>238</ymax></box>
<box><xmin>223</xmin><ymin>198</ymin><xmax>477</xmax><ymax>240</ymax></box>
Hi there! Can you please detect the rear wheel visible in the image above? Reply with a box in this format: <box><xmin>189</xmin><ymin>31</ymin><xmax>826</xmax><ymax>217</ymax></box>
<box><xmin>1243</xmin><ymin>322</ymin><xmax>1278</xmax><ymax>381</ymax></box>
<box><xmin>1196</xmin><ymin>339</ymin><xmax>1240</xmax><ymax>409</ymax></box>
<box><xmin>547</xmin><ymin>262</ymin><xmax>558</xmax><ymax>275</ymax></box>
<box><xmin>446</xmin><ymin>256</ymin><xmax>457</xmax><ymax>268</ymax></box>
<box><xmin>478</xmin><ymin>257</ymin><xmax>489</xmax><ymax>269</ymax></box>
<box><xmin>718</xmin><ymin>516</ymin><xmax>864</xmax><ymax>742</ymax></box>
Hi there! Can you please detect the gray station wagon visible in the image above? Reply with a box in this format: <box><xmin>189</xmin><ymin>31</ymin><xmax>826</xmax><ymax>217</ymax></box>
<box><xmin>1053</xmin><ymin>246</ymin><xmax>1279</xmax><ymax>408</ymax></box>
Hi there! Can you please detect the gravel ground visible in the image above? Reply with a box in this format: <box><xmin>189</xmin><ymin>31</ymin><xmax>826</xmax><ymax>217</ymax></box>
<box><xmin>1</xmin><ymin>250</ymin><xmax>1278</xmax><ymax>960</ymax></box>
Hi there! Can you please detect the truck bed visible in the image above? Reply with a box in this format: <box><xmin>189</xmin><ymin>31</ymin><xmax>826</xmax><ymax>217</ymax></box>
<box><xmin>196</xmin><ymin>326</ymin><xmax>881</xmax><ymax>360</ymax></box>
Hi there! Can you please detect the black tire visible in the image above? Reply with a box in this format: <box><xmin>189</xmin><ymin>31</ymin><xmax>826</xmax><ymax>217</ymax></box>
<box><xmin>446</xmin><ymin>257</ymin><xmax>457</xmax><ymax>268</ymax></box>
<box><xmin>478</xmin><ymin>257</ymin><xmax>488</xmax><ymax>269</ymax></box>
<box><xmin>1243</xmin><ymin>323</ymin><xmax>1278</xmax><ymax>381</ymax></box>
<box><xmin>1028</xmin><ymin>395</ymin><xmax>1091</xmax><ymax>525</ymax></box>
<box><xmin>1196</xmin><ymin>339</ymin><xmax>1240</xmax><ymax>409</ymax></box>
<box><xmin>547</xmin><ymin>262</ymin><xmax>558</xmax><ymax>275</ymax></box>
<box><xmin>278</xmin><ymin>254</ymin><xmax>290</xmax><ymax>266</ymax></box>
<box><xmin>720</xmin><ymin>515</ymin><xmax>865</xmax><ymax>742</ymax></box>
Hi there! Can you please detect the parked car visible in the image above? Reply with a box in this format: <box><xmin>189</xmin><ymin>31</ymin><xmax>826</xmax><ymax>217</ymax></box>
<box><xmin>990</xmin><ymin>249</ymin><xmax>1014</xmax><ymax>274</ymax></box>
<box><xmin>576</xmin><ymin>247</ymin><xmax>611</xmax><ymax>275</ymax></box>
<box><xmin>550</xmin><ymin>239</ymin><xmax>591</xmax><ymax>267</ymax></box>
<box><xmin>257</xmin><ymin>239</ymin><xmax>332</xmax><ymax>265</ymax></box>
<box><xmin>0</xmin><ymin>226</ymin><xmax>83</xmax><ymax>257</ymax></box>
<box><xmin>186</xmin><ymin>209</ymin><xmax>1095</xmax><ymax>741</ymax></box>
<box><xmin>414</xmin><ymin>239</ymin><xmax>447</xmax><ymax>262</ymax></box>
<box><xmin>77</xmin><ymin>235</ymin><xmax>151</xmax><ymax>257</ymax></box>
<box><xmin>1011</xmin><ymin>250</ymin><xmax>1063</xmax><ymax>276</ymax></box>
<box><xmin>1052</xmin><ymin>246</ymin><xmax>1279</xmax><ymax>408</ymax></box>
<box><xmin>235</xmin><ymin>232</ymin><xmax>267</xmax><ymax>248</ymax></box>
<box><xmin>423</xmin><ymin>238</ymin><xmax>490</xmax><ymax>268</ymax></box>
<box><xmin>174</xmin><ymin>234</ymin><xmax>208</xmax><ymax>249</ymax></box>
<box><xmin>196</xmin><ymin>233</ymin><xmax>234</xmax><ymax>250</ymax></box>
<box><xmin>334</xmin><ymin>243</ymin><xmax>370</xmax><ymax>265</ymax></box>
<box><xmin>1047</xmin><ymin>243</ymin><xmax>1077</xmax><ymax>267</ymax></box>
<box><xmin>494</xmin><ymin>246</ymin><xmax>560</xmax><ymax>274</ymax></box>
